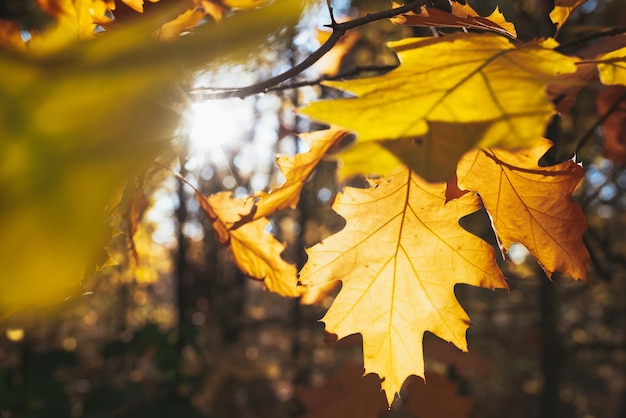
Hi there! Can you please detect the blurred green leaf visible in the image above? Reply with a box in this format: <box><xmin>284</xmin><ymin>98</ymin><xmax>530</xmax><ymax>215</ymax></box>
<box><xmin>0</xmin><ymin>0</ymin><xmax>303</xmax><ymax>314</ymax></box>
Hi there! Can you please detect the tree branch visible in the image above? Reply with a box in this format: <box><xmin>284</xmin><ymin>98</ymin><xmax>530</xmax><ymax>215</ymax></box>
<box><xmin>190</xmin><ymin>0</ymin><xmax>430</xmax><ymax>100</ymax></box>
<box><xmin>556</xmin><ymin>26</ymin><xmax>626</xmax><ymax>52</ymax></box>
<box><xmin>263</xmin><ymin>64</ymin><xmax>398</xmax><ymax>91</ymax></box>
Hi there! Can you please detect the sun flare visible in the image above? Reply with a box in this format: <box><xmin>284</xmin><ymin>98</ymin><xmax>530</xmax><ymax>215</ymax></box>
<box><xmin>186</xmin><ymin>98</ymin><xmax>254</xmax><ymax>163</ymax></box>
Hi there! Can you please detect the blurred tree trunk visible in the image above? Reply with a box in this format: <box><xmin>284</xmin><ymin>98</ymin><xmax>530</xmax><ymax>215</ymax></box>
<box><xmin>539</xmin><ymin>276</ymin><xmax>562</xmax><ymax>418</ymax></box>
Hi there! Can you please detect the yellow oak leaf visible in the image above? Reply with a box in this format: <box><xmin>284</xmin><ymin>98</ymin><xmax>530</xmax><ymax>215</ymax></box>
<box><xmin>299</xmin><ymin>167</ymin><xmax>507</xmax><ymax>404</ymax></box>
<box><xmin>301</xmin><ymin>33</ymin><xmax>577</xmax><ymax>182</ymax></box>
<box><xmin>391</xmin><ymin>1</ymin><xmax>516</xmax><ymax>39</ymax></box>
<box><xmin>550</xmin><ymin>0</ymin><xmax>587</xmax><ymax>31</ymax></box>
<box><xmin>196</xmin><ymin>191</ymin><xmax>301</xmax><ymax>297</ymax></box>
<box><xmin>595</xmin><ymin>46</ymin><xmax>626</xmax><ymax>86</ymax></box>
<box><xmin>252</xmin><ymin>128</ymin><xmax>350</xmax><ymax>220</ymax></box>
<box><xmin>456</xmin><ymin>140</ymin><xmax>589</xmax><ymax>281</ymax></box>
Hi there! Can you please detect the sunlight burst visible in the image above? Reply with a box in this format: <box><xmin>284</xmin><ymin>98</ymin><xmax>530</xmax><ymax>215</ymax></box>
<box><xmin>186</xmin><ymin>97</ymin><xmax>255</xmax><ymax>165</ymax></box>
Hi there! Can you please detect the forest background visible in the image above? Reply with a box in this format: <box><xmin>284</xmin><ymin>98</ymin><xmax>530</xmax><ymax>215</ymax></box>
<box><xmin>0</xmin><ymin>0</ymin><xmax>625</xmax><ymax>417</ymax></box>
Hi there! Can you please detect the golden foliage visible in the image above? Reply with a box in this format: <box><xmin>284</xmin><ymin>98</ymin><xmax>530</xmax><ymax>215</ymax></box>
<box><xmin>457</xmin><ymin>140</ymin><xmax>589</xmax><ymax>281</ymax></box>
<box><xmin>550</xmin><ymin>0</ymin><xmax>588</xmax><ymax>31</ymax></box>
<box><xmin>301</xmin><ymin>33</ymin><xmax>577</xmax><ymax>182</ymax></box>
<box><xmin>252</xmin><ymin>128</ymin><xmax>350</xmax><ymax>220</ymax></box>
<box><xmin>596</xmin><ymin>46</ymin><xmax>626</xmax><ymax>86</ymax></box>
<box><xmin>195</xmin><ymin>191</ymin><xmax>301</xmax><ymax>297</ymax></box>
<box><xmin>391</xmin><ymin>1</ymin><xmax>516</xmax><ymax>39</ymax></box>
<box><xmin>300</xmin><ymin>167</ymin><xmax>507</xmax><ymax>404</ymax></box>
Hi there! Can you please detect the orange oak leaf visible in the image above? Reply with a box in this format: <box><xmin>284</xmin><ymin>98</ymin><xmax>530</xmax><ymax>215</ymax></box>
<box><xmin>402</xmin><ymin>374</ymin><xmax>474</xmax><ymax>418</ymax></box>
<box><xmin>296</xmin><ymin>363</ymin><xmax>388</xmax><ymax>418</ymax></box>
<box><xmin>158</xmin><ymin>7</ymin><xmax>206</xmax><ymax>40</ymax></box>
<box><xmin>596</xmin><ymin>85</ymin><xmax>626</xmax><ymax>165</ymax></box>
<box><xmin>296</xmin><ymin>362</ymin><xmax>473</xmax><ymax>418</ymax></box>
<box><xmin>252</xmin><ymin>128</ymin><xmax>351</xmax><ymax>220</ymax></box>
<box><xmin>456</xmin><ymin>140</ymin><xmax>589</xmax><ymax>281</ymax></box>
<box><xmin>391</xmin><ymin>1</ymin><xmax>516</xmax><ymax>39</ymax></box>
<box><xmin>0</xmin><ymin>19</ymin><xmax>26</xmax><ymax>51</ymax></box>
<box><xmin>196</xmin><ymin>191</ymin><xmax>301</xmax><ymax>297</ymax></box>
<box><xmin>550</xmin><ymin>0</ymin><xmax>587</xmax><ymax>31</ymax></box>
<box><xmin>299</xmin><ymin>167</ymin><xmax>507</xmax><ymax>404</ymax></box>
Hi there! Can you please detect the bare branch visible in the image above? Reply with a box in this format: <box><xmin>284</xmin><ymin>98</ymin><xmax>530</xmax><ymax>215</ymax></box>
<box><xmin>189</xmin><ymin>0</ymin><xmax>429</xmax><ymax>100</ymax></box>
<box><xmin>556</xmin><ymin>26</ymin><xmax>626</xmax><ymax>52</ymax></box>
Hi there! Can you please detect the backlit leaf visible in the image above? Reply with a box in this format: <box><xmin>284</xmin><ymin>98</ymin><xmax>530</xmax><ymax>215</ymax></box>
<box><xmin>391</xmin><ymin>1</ymin><xmax>516</xmax><ymax>39</ymax></box>
<box><xmin>299</xmin><ymin>167</ymin><xmax>507</xmax><ymax>404</ymax></box>
<box><xmin>456</xmin><ymin>140</ymin><xmax>589</xmax><ymax>281</ymax></box>
<box><xmin>252</xmin><ymin>128</ymin><xmax>350</xmax><ymax>219</ymax></box>
<box><xmin>196</xmin><ymin>191</ymin><xmax>301</xmax><ymax>297</ymax></box>
<box><xmin>550</xmin><ymin>0</ymin><xmax>588</xmax><ymax>31</ymax></box>
<box><xmin>596</xmin><ymin>46</ymin><xmax>626</xmax><ymax>86</ymax></box>
<box><xmin>301</xmin><ymin>33</ymin><xmax>577</xmax><ymax>182</ymax></box>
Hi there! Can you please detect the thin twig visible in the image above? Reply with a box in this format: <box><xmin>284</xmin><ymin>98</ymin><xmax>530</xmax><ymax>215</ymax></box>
<box><xmin>216</xmin><ymin>64</ymin><xmax>398</xmax><ymax>93</ymax></box>
<box><xmin>556</xmin><ymin>26</ymin><xmax>626</xmax><ymax>52</ymax></box>
<box><xmin>190</xmin><ymin>0</ymin><xmax>430</xmax><ymax>100</ymax></box>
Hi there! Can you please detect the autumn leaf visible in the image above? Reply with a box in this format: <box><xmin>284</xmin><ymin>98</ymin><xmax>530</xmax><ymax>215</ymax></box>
<box><xmin>252</xmin><ymin>128</ymin><xmax>350</xmax><ymax>220</ymax></box>
<box><xmin>157</xmin><ymin>7</ymin><xmax>206</xmax><ymax>40</ymax></box>
<box><xmin>196</xmin><ymin>191</ymin><xmax>301</xmax><ymax>297</ymax></box>
<box><xmin>550</xmin><ymin>0</ymin><xmax>588</xmax><ymax>31</ymax></box>
<box><xmin>402</xmin><ymin>374</ymin><xmax>474</xmax><ymax>418</ymax></box>
<box><xmin>595</xmin><ymin>46</ymin><xmax>626</xmax><ymax>86</ymax></box>
<box><xmin>296</xmin><ymin>362</ymin><xmax>388</xmax><ymax>418</ymax></box>
<box><xmin>391</xmin><ymin>1</ymin><xmax>516</xmax><ymax>39</ymax></box>
<box><xmin>299</xmin><ymin>167</ymin><xmax>507</xmax><ymax>404</ymax></box>
<box><xmin>0</xmin><ymin>18</ymin><xmax>27</xmax><ymax>51</ymax></box>
<box><xmin>0</xmin><ymin>0</ymin><xmax>302</xmax><ymax>312</ymax></box>
<box><xmin>596</xmin><ymin>86</ymin><xmax>626</xmax><ymax>164</ymax></box>
<box><xmin>456</xmin><ymin>140</ymin><xmax>589</xmax><ymax>281</ymax></box>
<box><xmin>301</xmin><ymin>33</ymin><xmax>577</xmax><ymax>182</ymax></box>
<box><xmin>192</xmin><ymin>130</ymin><xmax>351</xmax><ymax>296</ymax></box>
<box><xmin>296</xmin><ymin>362</ymin><xmax>473</xmax><ymax>418</ymax></box>
<box><xmin>547</xmin><ymin>35</ymin><xmax>626</xmax><ymax>115</ymax></box>
<box><xmin>546</xmin><ymin>61</ymin><xmax>598</xmax><ymax>115</ymax></box>
<box><xmin>27</xmin><ymin>0</ymin><xmax>113</xmax><ymax>52</ymax></box>
<box><xmin>120</xmin><ymin>0</ymin><xmax>158</xmax><ymax>13</ymax></box>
